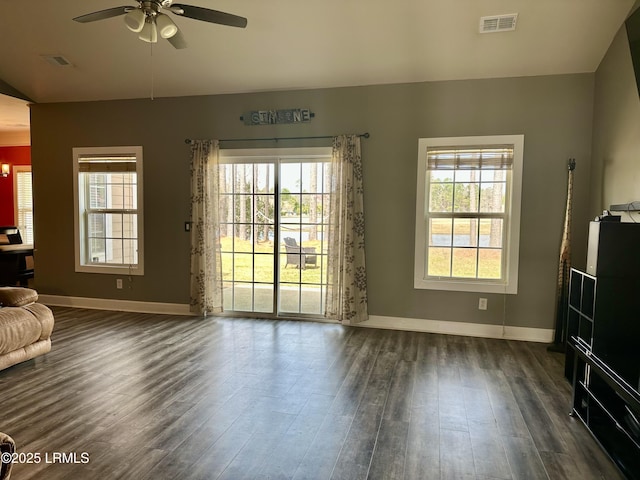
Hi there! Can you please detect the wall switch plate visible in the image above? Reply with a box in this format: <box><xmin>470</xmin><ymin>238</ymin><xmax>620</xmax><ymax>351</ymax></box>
<box><xmin>116</xmin><ymin>278</ymin><xmax>123</xmax><ymax>289</ymax></box>
<box><xmin>184</xmin><ymin>222</ymin><xmax>191</xmax><ymax>232</ymax></box>
<box><xmin>479</xmin><ymin>298</ymin><xmax>488</xmax><ymax>310</ymax></box>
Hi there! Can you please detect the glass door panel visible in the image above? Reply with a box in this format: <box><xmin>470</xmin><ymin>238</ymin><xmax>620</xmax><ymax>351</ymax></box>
<box><xmin>219</xmin><ymin>162</ymin><xmax>275</xmax><ymax>313</ymax></box>
<box><xmin>278</xmin><ymin>160</ymin><xmax>328</xmax><ymax>317</ymax></box>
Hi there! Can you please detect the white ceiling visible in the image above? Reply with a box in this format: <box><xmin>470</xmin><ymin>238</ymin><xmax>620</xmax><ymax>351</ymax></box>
<box><xmin>0</xmin><ymin>0</ymin><xmax>636</xmax><ymax>133</ymax></box>
<box><xmin>0</xmin><ymin>95</ymin><xmax>30</xmax><ymax>130</ymax></box>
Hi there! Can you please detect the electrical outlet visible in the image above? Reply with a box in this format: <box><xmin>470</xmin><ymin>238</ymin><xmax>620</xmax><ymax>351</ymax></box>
<box><xmin>478</xmin><ymin>298</ymin><xmax>488</xmax><ymax>310</ymax></box>
<box><xmin>116</xmin><ymin>278</ymin><xmax>123</xmax><ymax>289</ymax></box>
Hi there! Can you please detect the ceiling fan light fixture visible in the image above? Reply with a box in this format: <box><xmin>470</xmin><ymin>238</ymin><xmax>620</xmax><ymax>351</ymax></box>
<box><xmin>156</xmin><ymin>13</ymin><xmax>178</xmax><ymax>39</ymax></box>
<box><xmin>124</xmin><ymin>8</ymin><xmax>146</xmax><ymax>33</ymax></box>
<box><xmin>139</xmin><ymin>18</ymin><xmax>158</xmax><ymax>43</ymax></box>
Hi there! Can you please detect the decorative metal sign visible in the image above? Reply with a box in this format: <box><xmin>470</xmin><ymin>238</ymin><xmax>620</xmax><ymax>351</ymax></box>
<box><xmin>241</xmin><ymin>108</ymin><xmax>314</xmax><ymax>126</ymax></box>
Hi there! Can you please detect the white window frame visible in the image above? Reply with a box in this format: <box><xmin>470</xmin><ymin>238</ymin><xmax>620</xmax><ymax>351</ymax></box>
<box><xmin>414</xmin><ymin>135</ymin><xmax>524</xmax><ymax>294</ymax></box>
<box><xmin>73</xmin><ymin>146</ymin><xmax>144</xmax><ymax>275</ymax></box>
<box><xmin>13</xmin><ymin>165</ymin><xmax>34</xmax><ymax>245</ymax></box>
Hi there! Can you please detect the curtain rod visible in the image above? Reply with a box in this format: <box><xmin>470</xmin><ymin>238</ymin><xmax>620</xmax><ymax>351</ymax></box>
<box><xmin>185</xmin><ymin>132</ymin><xmax>370</xmax><ymax>145</ymax></box>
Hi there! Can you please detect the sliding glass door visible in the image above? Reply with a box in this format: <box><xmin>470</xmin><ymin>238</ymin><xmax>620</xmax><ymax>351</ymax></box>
<box><xmin>219</xmin><ymin>148</ymin><xmax>331</xmax><ymax>318</ymax></box>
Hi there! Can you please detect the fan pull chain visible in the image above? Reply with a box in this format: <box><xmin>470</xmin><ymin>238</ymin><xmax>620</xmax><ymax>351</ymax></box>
<box><xmin>150</xmin><ymin>41</ymin><xmax>155</xmax><ymax>100</ymax></box>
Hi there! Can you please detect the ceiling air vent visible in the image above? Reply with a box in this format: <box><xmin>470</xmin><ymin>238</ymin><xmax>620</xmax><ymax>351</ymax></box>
<box><xmin>41</xmin><ymin>54</ymin><xmax>73</xmax><ymax>67</ymax></box>
<box><xmin>479</xmin><ymin>14</ymin><xmax>518</xmax><ymax>33</ymax></box>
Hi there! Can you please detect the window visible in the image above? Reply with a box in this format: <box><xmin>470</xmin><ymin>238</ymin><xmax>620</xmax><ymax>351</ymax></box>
<box><xmin>13</xmin><ymin>165</ymin><xmax>34</xmax><ymax>244</ymax></box>
<box><xmin>73</xmin><ymin>146</ymin><xmax>144</xmax><ymax>275</ymax></box>
<box><xmin>414</xmin><ymin>135</ymin><xmax>523</xmax><ymax>294</ymax></box>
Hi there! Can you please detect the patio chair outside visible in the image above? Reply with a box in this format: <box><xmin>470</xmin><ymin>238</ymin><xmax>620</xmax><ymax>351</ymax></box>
<box><xmin>283</xmin><ymin>237</ymin><xmax>317</xmax><ymax>269</ymax></box>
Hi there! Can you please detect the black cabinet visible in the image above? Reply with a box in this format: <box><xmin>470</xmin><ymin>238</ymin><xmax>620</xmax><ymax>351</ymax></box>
<box><xmin>566</xmin><ymin>269</ymin><xmax>640</xmax><ymax>389</ymax></box>
<box><xmin>566</xmin><ymin>268</ymin><xmax>640</xmax><ymax>478</ymax></box>
<box><xmin>570</xmin><ymin>341</ymin><xmax>640</xmax><ymax>479</ymax></box>
<box><xmin>564</xmin><ymin>269</ymin><xmax>595</xmax><ymax>381</ymax></box>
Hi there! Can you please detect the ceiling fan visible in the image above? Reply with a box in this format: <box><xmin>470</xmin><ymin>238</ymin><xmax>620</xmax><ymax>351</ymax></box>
<box><xmin>73</xmin><ymin>0</ymin><xmax>248</xmax><ymax>49</ymax></box>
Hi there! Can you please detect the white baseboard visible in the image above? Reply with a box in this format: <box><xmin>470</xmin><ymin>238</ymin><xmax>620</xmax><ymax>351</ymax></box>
<box><xmin>38</xmin><ymin>294</ymin><xmax>193</xmax><ymax>316</ymax></box>
<box><xmin>37</xmin><ymin>295</ymin><xmax>553</xmax><ymax>342</ymax></box>
<box><xmin>360</xmin><ymin>315</ymin><xmax>554</xmax><ymax>343</ymax></box>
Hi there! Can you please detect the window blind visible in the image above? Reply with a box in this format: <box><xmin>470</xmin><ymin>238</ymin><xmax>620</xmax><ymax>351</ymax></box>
<box><xmin>427</xmin><ymin>145</ymin><xmax>514</xmax><ymax>170</ymax></box>
<box><xmin>15</xmin><ymin>169</ymin><xmax>34</xmax><ymax>244</ymax></box>
<box><xmin>77</xmin><ymin>154</ymin><xmax>137</xmax><ymax>172</ymax></box>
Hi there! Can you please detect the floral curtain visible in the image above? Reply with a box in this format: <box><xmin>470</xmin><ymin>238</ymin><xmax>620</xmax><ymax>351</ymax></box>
<box><xmin>189</xmin><ymin>140</ymin><xmax>223</xmax><ymax>316</ymax></box>
<box><xmin>325</xmin><ymin>135</ymin><xmax>369</xmax><ymax>324</ymax></box>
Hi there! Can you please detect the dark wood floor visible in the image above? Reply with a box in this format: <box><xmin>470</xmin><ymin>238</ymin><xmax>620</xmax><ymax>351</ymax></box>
<box><xmin>0</xmin><ymin>307</ymin><xmax>623</xmax><ymax>480</ymax></box>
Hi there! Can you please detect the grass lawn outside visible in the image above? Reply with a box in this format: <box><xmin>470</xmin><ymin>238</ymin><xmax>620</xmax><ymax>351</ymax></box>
<box><xmin>220</xmin><ymin>235</ymin><xmax>327</xmax><ymax>314</ymax></box>
<box><xmin>428</xmin><ymin>218</ymin><xmax>502</xmax><ymax>278</ymax></box>
<box><xmin>220</xmin><ymin>236</ymin><xmax>327</xmax><ymax>284</ymax></box>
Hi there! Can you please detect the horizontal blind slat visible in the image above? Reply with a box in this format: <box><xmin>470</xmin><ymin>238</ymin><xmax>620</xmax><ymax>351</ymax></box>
<box><xmin>78</xmin><ymin>154</ymin><xmax>137</xmax><ymax>173</ymax></box>
<box><xmin>427</xmin><ymin>145</ymin><xmax>514</xmax><ymax>170</ymax></box>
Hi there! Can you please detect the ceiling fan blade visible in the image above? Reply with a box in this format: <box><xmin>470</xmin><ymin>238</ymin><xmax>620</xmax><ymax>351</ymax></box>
<box><xmin>73</xmin><ymin>6</ymin><xmax>131</xmax><ymax>23</ymax></box>
<box><xmin>167</xmin><ymin>29</ymin><xmax>187</xmax><ymax>49</ymax></box>
<box><xmin>171</xmin><ymin>4</ymin><xmax>247</xmax><ymax>28</ymax></box>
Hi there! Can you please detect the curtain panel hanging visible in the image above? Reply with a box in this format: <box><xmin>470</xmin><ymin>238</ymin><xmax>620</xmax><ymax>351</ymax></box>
<box><xmin>325</xmin><ymin>135</ymin><xmax>369</xmax><ymax>324</ymax></box>
<box><xmin>189</xmin><ymin>140</ymin><xmax>223</xmax><ymax>316</ymax></box>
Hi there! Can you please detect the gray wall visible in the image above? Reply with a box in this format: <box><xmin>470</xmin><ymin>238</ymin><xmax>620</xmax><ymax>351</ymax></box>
<box><xmin>591</xmin><ymin>15</ymin><xmax>640</xmax><ymax>220</ymax></box>
<box><xmin>30</xmin><ymin>73</ymin><xmax>595</xmax><ymax>329</ymax></box>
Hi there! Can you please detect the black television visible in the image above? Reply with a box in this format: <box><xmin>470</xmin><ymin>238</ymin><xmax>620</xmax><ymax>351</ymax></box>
<box><xmin>626</xmin><ymin>6</ymin><xmax>640</xmax><ymax>96</ymax></box>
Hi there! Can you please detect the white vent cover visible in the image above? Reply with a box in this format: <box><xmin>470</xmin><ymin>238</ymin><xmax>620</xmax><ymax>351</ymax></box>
<box><xmin>41</xmin><ymin>54</ymin><xmax>73</xmax><ymax>67</ymax></box>
<box><xmin>479</xmin><ymin>14</ymin><xmax>518</xmax><ymax>33</ymax></box>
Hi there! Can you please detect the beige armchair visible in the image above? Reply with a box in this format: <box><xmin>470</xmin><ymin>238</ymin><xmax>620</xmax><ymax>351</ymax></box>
<box><xmin>0</xmin><ymin>432</ymin><xmax>15</xmax><ymax>480</ymax></box>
